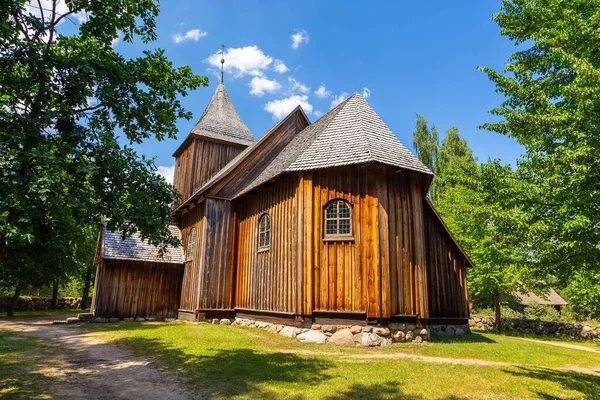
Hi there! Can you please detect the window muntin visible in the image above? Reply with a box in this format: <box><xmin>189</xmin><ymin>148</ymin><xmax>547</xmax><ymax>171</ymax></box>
<box><xmin>186</xmin><ymin>228</ymin><xmax>196</xmax><ymax>261</ymax></box>
<box><xmin>258</xmin><ymin>214</ymin><xmax>271</xmax><ymax>249</ymax></box>
<box><xmin>324</xmin><ymin>200</ymin><xmax>352</xmax><ymax>237</ymax></box>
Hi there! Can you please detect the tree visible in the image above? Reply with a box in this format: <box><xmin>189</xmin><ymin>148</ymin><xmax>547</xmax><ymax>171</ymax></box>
<box><xmin>412</xmin><ymin>118</ymin><xmax>532</xmax><ymax>326</ymax></box>
<box><xmin>412</xmin><ymin>114</ymin><xmax>440</xmax><ymax>200</ymax></box>
<box><xmin>0</xmin><ymin>0</ymin><xmax>207</xmax><ymax>315</ymax></box>
<box><xmin>479</xmin><ymin>0</ymin><xmax>600</xmax><ymax>317</ymax></box>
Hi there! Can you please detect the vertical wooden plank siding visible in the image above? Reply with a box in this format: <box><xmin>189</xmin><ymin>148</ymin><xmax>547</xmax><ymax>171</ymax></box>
<box><xmin>424</xmin><ymin>204</ymin><xmax>470</xmax><ymax>319</ymax></box>
<box><xmin>306</xmin><ymin>165</ymin><xmax>431</xmax><ymax>319</ymax></box>
<box><xmin>235</xmin><ymin>174</ymin><xmax>300</xmax><ymax>313</ymax></box>
<box><xmin>93</xmin><ymin>259</ymin><xmax>184</xmax><ymax>318</ymax></box>
<box><xmin>178</xmin><ymin>205</ymin><xmax>206</xmax><ymax>311</ymax></box>
<box><xmin>174</xmin><ymin>139</ymin><xmax>246</xmax><ymax>204</ymax></box>
<box><xmin>200</xmin><ymin>199</ymin><xmax>237</xmax><ymax>310</ymax></box>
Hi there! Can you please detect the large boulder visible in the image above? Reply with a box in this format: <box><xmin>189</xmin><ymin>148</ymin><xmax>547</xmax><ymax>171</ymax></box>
<box><xmin>279</xmin><ymin>326</ymin><xmax>297</xmax><ymax>338</ymax></box>
<box><xmin>361</xmin><ymin>333</ymin><xmax>383</xmax><ymax>347</ymax></box>
<box><xmin>328</xmin><ymin>329</ymin><xmax>355</xmax><ymax>346</ymax></box>
<box><xmin>297</xmin><ymin>330</ymin><xmax>327</xmax><ymax>345</ymax></box>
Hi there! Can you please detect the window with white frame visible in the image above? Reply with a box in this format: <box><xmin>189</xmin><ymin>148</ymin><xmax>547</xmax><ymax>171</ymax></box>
<box><xmin>324</xmin><ymin>200</ymin><xmax>352</xmax><ymax>237</ymax></box>
<box><xmin>258</xmin><ymin>214</ymin><xmax>271</xmax><ymax>249</ymax></box>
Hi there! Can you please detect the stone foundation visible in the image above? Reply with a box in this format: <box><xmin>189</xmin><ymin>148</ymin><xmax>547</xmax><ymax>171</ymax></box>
<box><xmin>429</xmin><ymin>324</ymin><xmax>470</xmax><ymax>337</ymax></box>
<box><xmin>469</xmin><ymin>316</ymin><xmax>600</xmax><ymax>342</ymax></box>
<box><xmin>227</xmin><ymin>317</ymin><xmax>467</xmax><ymax>347</ymax></box>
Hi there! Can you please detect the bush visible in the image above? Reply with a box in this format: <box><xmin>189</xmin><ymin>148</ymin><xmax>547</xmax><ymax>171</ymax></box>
<box><xmin>471</xmin><ymin>306</ymin><xmax>524</xmax><ymax>319</ymax></box>
<box><xmin>522</xmin><ymin>301</ymin><xmax>560</xmax><ymax>321</ymax></box>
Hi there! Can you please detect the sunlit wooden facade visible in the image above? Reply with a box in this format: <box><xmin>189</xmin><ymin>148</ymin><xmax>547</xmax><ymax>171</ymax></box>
<box><xmin>93</xmin><ymin>83</ymin><xmax>473</xmax><ymax>327</ymax></box>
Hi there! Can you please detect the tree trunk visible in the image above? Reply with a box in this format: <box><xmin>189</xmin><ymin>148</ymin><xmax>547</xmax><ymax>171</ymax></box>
<box><xmin>81</xmin><ymin>265</ymin><xmax>92</xmax><ymax>310</ymax></box>
<box><xmin>493</xmin><ymin>286</ymin><xmax>501</xmax><ymax>329</ymax></box>
<box><xmin>7</xmin><ymin>286</ymin><xmax>21</xmax><ymax>317</ymax></box>
<box><xmin>51</xmin><ymin>281</ymin><xmax>59</xmax><ymax>310</ymax></box>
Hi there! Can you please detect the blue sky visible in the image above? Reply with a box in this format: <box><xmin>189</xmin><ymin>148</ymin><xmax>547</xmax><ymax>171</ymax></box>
<box><xmin>109</xmin><ymin>1</ymin><xmax>521</xmax><ymax>182</ymax></box>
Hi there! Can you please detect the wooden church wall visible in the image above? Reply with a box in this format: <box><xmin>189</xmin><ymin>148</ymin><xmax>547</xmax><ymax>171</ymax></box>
<box><xmin>93</xmin><ymin>259</ymin><xmax>183</xmax><ymax>319</ymax></box>
<box><xmin>173</xmin><ymin>140</ymin><xmax>195</xmax><ymax>202</ymax></box>
<box><xmin>173</xmin><ymin>138</ymin><xmax>245</xmax><ymax>204</ymax></box>
<box><xmin>178</xmin><ymin>204</ymin><xmax>206</xmax><ymax>312</ymax></box>
<box><xmin>235</xmin><ymin>174</ymin><xmax>300</xmax><ymax>314</ymax></box>
<box><xmin>199</xmin><ymin>198</ymin><xmax>237</xmax><ymax>310</ymax></box>
<box><xmin>233</xmin><ymin>164</ymin><xmax>432</xmax><ymax>321</ymax></box>
<box><xmin>424</xmin><ymin>204</ymin><xmax>470</xmax><ymax>320</ymax></box>
<box><xmin>300</xmin><ymin>165</ymin><xmax>429</xmax><ymax>320</ymax></box>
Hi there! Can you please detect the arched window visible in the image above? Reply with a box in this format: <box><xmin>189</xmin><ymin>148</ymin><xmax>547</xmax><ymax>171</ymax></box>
<box><xmin>186</xmin><ymin>228</ymin><xmax>196</xmax><ymax>261</ymax></box>
<box><xmin>258</xmin><ymin>214</ymin><xmax>271</xmax><ymax>249</ymax></box>
<box><xmin>324</xmin><ymin>200</ymin><xmax>352</xmax><ymax>238</ymax></box>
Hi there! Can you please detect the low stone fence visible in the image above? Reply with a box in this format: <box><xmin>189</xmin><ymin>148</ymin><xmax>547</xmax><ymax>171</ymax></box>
<box><xmin>0</xmin><ymin>296</ymin><xmax>85</xmax><ymax>312</ymax></box>
<box><xmin>469</xmin><ymin>316</ymin><xmax>600</xmax><ymax>341</ymax></box>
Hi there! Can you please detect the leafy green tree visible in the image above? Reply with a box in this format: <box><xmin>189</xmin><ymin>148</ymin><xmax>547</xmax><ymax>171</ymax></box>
<box><xmin>412</xmin><ymin>114</ymin><xmax>439</xmax><ymax>172</ymax></box>
<box><xmin>479</xmin><ymin>0</ymin><xmax>600</xmax><ymax>317</ymax></box>
<box><xmin>0</xmin><ymin>0</ymin><xmax>207</xmax><ymax>315</ymax></box>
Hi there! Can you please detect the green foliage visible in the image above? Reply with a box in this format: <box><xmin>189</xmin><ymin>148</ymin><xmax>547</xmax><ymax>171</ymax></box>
<box><xmin>0</xmin><ymin>1</ymin><xmax>207</xmax><ymax>294</ymax></box>
<box><xmin>412</xmin><ymin>114</ymin><xmax>439</xmax><ymax>173</ymax></box>
<box><xmin>522</xmin><ymin>301</ymin><xmax>561</xmax><ymax>321</ymax></box>
<box><xmin>479</xmin><ymin>0</ymin><xmax>600</xmax><ymax>317</ymax></box>
<box><xmin>412</xmin><ymin>115</ymin><xmax>527</xmax><ymax>315</ymax></box>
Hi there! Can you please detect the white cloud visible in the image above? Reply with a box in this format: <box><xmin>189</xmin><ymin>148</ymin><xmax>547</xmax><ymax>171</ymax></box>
<box><xmin>314</xmin><ymin>84</ymin><xmax>331</xmax><ymax>99</ymax></box>
<box><xmin>361</xmin><ymin>87</ymin><xmax>371</xmax><ymax>99</ymax></box>
<box><xmin>249</xmin><ymin>77</ymin><xmax>281</xmax><ymax>96</ymax></box>
<box><xmin>274</xmin><ymin>60</ymin><xmax>289</xmax><ymax>73</ymax></box>
<box><xmin>288</xmin><ymin>77</ymin><xmax>309</xmax><ymax>94</ymax></box>
<box><xmin>156</xmin><ymin>166</ymin><xmax>175</xmax><ymax>184</ymax></box>
<box><xmin>330</xmin><ymin>92</ymin><xmax>349</xmax><ymax>109</ymax></box>
<box><xmin>314</xmin><ymin>110</ymin><xmax>323</xmax><ymax>117</ymax></box>
<box><xmin>205</xmin><ymin>46</ymin><xmax>273</xmax><ymax>78</ymax></box>
<box><xmin>264</xmin><ymin>95</ymin><xmax>313</xmax><ymax>120</ymax></box>
<box><xmin>26</xmin><ymin>0</ymin><xmax>69</xmax><ymax>23</ymax></box>
<box><xmin>291</xmin><ymin>29</ymin><xmax>309</xmax><ymax>49</ymax></box>
<box><xmin>172</xmin><ymin>28</ymin><xmax>207</xmax><ymax>44</ymax></box>
<box><xmin>111</xmin><ymin>35</ymin><xmax>121</xmax><ymax>48</ymax></box>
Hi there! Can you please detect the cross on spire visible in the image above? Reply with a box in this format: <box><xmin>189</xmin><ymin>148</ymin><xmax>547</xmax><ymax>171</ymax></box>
<box><xmin>220</xmin><ymin>44</ymin><xmax>225</xmax><ymax>84</ymax></box>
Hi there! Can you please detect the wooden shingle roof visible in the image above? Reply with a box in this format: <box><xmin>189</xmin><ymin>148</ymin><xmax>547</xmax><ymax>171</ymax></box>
<box><xmin>515</xmin><ymin>287</ymin><xmax>568</xmax><ymax>307</ymax></box>
<box><xmin>234</xmin><ymin>92</ymin><xmax>432</xmax><ymax>198</ymax></box>
<box><xmin>173</xmin><ymin>83</ymin><xmax>253</xmax><ymax>156</ymax></box>
<box><xmin>287</xmin><ymin>93</ymin><xmax>432</xmax><ymax>174</ymax></box>
<box><xmin>100</xmin><ymin>225</ymin><xmax>184</xmax><ymax>264</ymax></box>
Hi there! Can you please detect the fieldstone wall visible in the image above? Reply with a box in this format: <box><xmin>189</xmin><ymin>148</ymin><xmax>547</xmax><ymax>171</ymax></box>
<box><xmin>0</xmin><ymin>296</ymin><xmax>85</xmax><ymax>312</ymax></box>
<box><xmin>469</xmin><ymin>316</ymin><xmax>600</xmax><ymax>341</ymax></box>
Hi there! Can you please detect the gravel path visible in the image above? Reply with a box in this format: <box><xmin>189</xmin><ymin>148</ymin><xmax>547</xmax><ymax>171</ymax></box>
<box><xmin>512</xmin><ymin>337</ymin><xmax>600</xmax><ymax>354</ymax></box>
<box><xmin>0</xmin><ymin>316</ymin><xmax>198</xmax><ymax>400</ymax></box>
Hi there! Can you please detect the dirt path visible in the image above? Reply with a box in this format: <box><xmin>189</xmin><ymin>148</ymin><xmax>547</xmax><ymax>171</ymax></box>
<box><xmin>512</xmin><ymin>337</ymin><xmax>600</xmax><ymax>354</ymax></box>
<box><xmin>0</xmin><ymin>316</ymin><xmax>198</xmax><ymax>400</ymax></box>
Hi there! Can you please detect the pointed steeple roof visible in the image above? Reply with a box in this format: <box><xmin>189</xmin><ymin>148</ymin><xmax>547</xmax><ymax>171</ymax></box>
<box><xmin>189</xmin><ymin>83</ymin><xmax>253</xmax><ymax>146</ymax></box>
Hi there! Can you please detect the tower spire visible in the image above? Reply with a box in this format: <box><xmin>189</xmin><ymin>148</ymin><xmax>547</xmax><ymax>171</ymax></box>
<box><xmin>220</xmin><ymin>44</ymin><xmax>225</xmax><ymax>84</ymax></box>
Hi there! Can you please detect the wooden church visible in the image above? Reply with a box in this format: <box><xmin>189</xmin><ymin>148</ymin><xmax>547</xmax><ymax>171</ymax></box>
<box><xmin>92</xmin><ymin>73</ymin><xmax>473</xmax><ymax>329</ymax></box>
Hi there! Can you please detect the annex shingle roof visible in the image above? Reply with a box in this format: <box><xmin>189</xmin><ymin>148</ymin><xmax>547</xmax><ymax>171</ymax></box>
<box><xmin>100</xmin><ymin>225</ymin><xmax>184</xmax><ymax>264</ymax></box>
<box><xmin>515</xmin><ymin>287</ymin><xmax>568</xmax><ymax>307</ymax></box>
<box><xmin>189</xmin><ymin>83</ymin><xmax>253</xmax><ymax>146</ymax></box>
<box><xmin>234</xmin><ymin>92</ymin><xmax>432</xmax><ymax>198</ymax></box>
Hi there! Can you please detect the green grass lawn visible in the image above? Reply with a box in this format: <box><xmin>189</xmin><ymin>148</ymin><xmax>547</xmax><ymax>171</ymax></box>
<box><xmin>85</xmin><ymin>322</ymin><xmax>600</xmax><ymax>399</ymax></box>
<box><xmin>0</xmin><ymin>308</ymin><xmax>90</xmax><ymax>319</ymax></box>
<box><xmin>0</xmin><ymin>330</ymin><xmax>57</xmax><ymax>399</ymax></box>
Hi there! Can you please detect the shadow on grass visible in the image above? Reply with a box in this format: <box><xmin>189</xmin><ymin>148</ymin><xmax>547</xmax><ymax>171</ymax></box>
<box><xmin>0</xmin><ymin>331</ymin><xmax>55</xmax><ymax>399</ymax></box>
<box><xmin>504</xmin><ymin>366</ymin><xmax>600</xmax><ymax>399</ymax></box>
<box><xmin>90</xmin><ymin>323</ymin><xmax>472</xmax><ymax>399</ymax></box>
<box><xmin>429</xmin><ymin>332</ymin><xmax>496</xmax><ymax>344</ymax></box>
<box><xmin>94</xmin><ymin>323</ymin><xmax>333</xmax><ymax>397</ymax></box>
<box><xmin>324</xmin><ymin>381</ymin><xmax>469</xmax><ymax>399</ymax></box>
